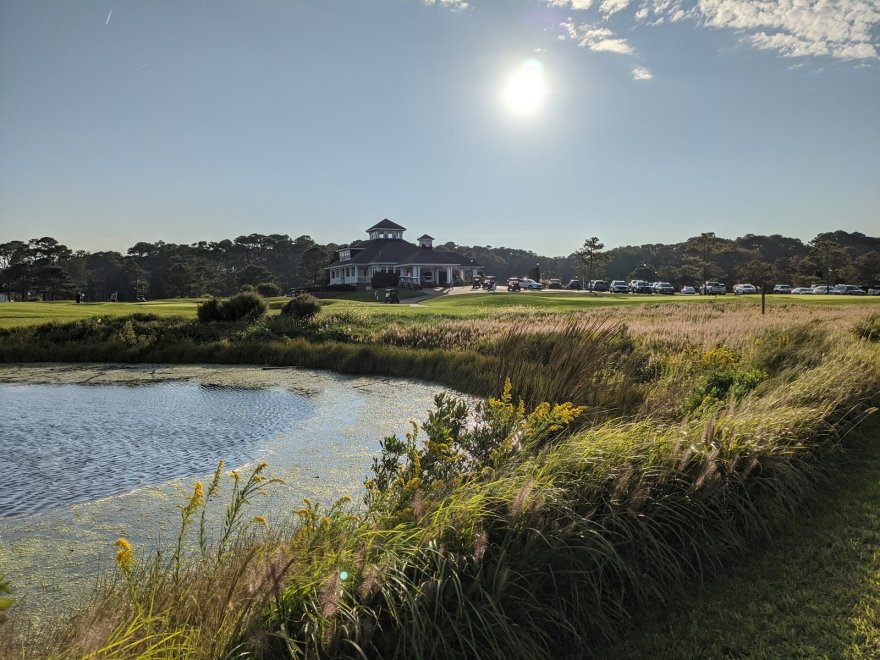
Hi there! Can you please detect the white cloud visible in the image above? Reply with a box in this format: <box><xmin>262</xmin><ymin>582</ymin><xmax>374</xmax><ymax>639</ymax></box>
<box><xmin>697</xmin><ymin>0</ymin><xmax>880</xmax><ymax>60</ymax></box>
<box><xmin>632</xmin><ymin>66</ymin><xmax>654</xmax><ymax>80</ymax></box>
<box><xmin>599</xmin><ymin>0</ymin><xmax>633</xmax><ymax>16</ymax></box>
<box><xmin>423</xmin><ymin>0</ymin><xmax>469</xmax><ymax>10</ymax></box>
<box><xmin>545</xmin><ymin>0</ymin><xmax>880</xmax><ymax>60</ymax></box>
<box><xmin>560</xmin><ymin>20</ymin><xmax>579</xmax><ymax>40</ymax></box>
<box><xmin>578</xmin><ymin>25</ymin><xmax>635</xmax><ymax>53</ymax></box>
<box><xmin>548</xmin><ymin>0</ymin><xmax>595</xmax><ymax>9</ymax></box>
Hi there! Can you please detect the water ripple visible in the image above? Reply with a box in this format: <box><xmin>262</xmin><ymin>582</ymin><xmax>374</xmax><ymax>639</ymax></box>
<box><xmin>0</xmin><ymin>382</ymin><xmax>314</xmax><ymax>516</ymax></box>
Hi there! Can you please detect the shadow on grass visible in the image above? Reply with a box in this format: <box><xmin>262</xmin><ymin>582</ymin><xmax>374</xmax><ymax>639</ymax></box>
<box><xmin>598</xmin><ymin>426</ymin><xmax>880</xmax><ymax>659</ymax></box>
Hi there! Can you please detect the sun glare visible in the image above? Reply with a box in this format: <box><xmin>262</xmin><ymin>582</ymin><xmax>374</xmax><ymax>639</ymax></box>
<box><xmin>502</xmin><ymin>59</ymin><xmax>547</xmax><ymax>118</ymax></box>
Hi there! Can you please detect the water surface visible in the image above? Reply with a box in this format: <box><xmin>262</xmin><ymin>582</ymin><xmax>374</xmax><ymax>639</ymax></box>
<box><xmin>0</xmin><ymin>364</ymin><xmax>450</xmax><ymax>619</ymax></box>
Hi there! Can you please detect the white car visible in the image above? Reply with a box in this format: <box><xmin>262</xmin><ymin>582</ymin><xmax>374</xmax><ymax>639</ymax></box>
<box><xmin>733</xmin><ymin>283</ymin><xmax>758</xmax><ymax>295</ymax></box>
<box><xmin>773</xmin><ymin>284</ymin><xmax>792</xmax><ymax>294</ymax></box>
<box><xmin>609</xmin><ymin>280</ymin><xmax>630</xmax><ymax>293</ymax></box>
<box><xmin>519</xmin><ymin>278</ymin><xmax>543</xmax><ymax>290</ymax></box>
<box><xmin>791</xmin><ymin>287</ymin><xmax>814</xmax><ymax>294</ymax></box>
<box><xmin>680</xmin><ymin>285</ymin><xmax>697</xmax><ymax>295</ymax></box>
<box><xmin>700</xmin><ymin>281</ymin><xmax>727</xmax><ymax>295</ymax></box>
<box><xmin>833</xmin><ymin>284</ymin><xmax>867</xmax><ymax>295</ymax></box>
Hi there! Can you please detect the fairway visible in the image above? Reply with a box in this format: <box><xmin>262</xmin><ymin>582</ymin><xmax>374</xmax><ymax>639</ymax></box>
<box><xmin>1</xmin><ymin>292</ymin><xmax>878</xmax><ymax>328</ymax></box>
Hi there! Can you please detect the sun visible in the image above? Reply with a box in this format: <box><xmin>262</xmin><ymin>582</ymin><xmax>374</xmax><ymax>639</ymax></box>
<box><xmin>502</xmin><ymin>59</ymin><xmax>547</xmax><ymax>117</ymax></box>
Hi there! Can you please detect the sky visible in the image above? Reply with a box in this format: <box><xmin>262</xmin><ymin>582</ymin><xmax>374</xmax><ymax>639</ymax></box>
<box><xmin>1</xmin><ymin>0</ymin><xmax>878</xmax><ymax>256</ymax></box>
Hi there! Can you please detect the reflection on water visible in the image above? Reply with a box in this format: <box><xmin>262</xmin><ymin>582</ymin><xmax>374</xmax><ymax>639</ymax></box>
<box><xmin>0</xmin><ymin>366</ymin><xmax>448</xmax><ymax>620</ymax></box>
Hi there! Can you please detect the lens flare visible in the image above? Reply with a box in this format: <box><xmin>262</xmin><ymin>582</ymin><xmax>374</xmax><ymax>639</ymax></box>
<box><xmin>502</xmin><ymin>59</ymin><xmax>547</xmax><ymax>117</ymax></box>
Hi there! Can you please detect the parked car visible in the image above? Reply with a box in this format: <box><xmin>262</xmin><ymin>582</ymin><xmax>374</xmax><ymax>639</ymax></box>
<box><xmin>812</xmin><ymin>285</ymin><xmax>832</xmax><ymax>294</ymax></box>
<box><xmin>609</xmin><ymin>280</ymin><xmax>630</xmax><ymax>293</ymax></box>
<box><xmin>833</xmin><ymin>284</ymin><xmax>867</xmax><ymax>295</ymax></box>
<box><xmin>700</xmin><ymin>281</ymin><xmax>726</xmax><ymax>295</ymax></box>
<box><xmin>519</xmin><ymin>278</ymin><xmax>543</xmax><ymax>290</ymax></box>
<box><xmin>733</xmin><ymin>283</ymin><xmax>758</xmax><ymax>295</ymax></box>
<box><xmin>791</xmin><ymin>287</ymin><xmax>814</xmax><ymax>294</ymax></box>
<box><xmin>507</xmin><ymin>278</ymin><xmax>521</xmax><ymax>292</ymax></box>
<box><xmin>590</xmin><ymin>280</ymin><xmax>609</xmax><ymax>292</ymax></box>
<box><xmin>547</xmin><ymin>278</ymin><xmax>563</xmax><ymax>289</ymax></box>
<box><xmin>566</xmin><ymin>279</ymin><xmax>582</xmax><ymax>290</ymax></box>
<box><xmin>653</xmin><ymin>281</ymin><xmax>675</xmax><ymax>295</ymax></box>
<box><xmin>680</xmin><ymin>285</ymin><xmax>696</xmax><ymax>295</ymax></box>
<box><xmin>629</xmin><ymin>280</ymin><xmax>653</xmax><ymax>294</ymax></box>
<box><xmin>868</xmin><ymin>284</ymin><xmax>880</xmax><ymax>296</ymax></box>
<box><xmin>773</xmin><ymin>284</ymin><xmax>792</xmax><ymax>294</ymax></box>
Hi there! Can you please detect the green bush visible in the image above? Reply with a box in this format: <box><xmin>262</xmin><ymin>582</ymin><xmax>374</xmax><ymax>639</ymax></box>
<box><xmin>255</xmin><ymin>281</ymin><xmax>282</xmax><ymax>297</ymax></box>
<box><xmin>281</xmin><ymin>294</ymin><xmax>322</xmax><ymax>320</ymax></box>
<box><xmin>197</xmin><ymin>293</ymin><xmax>267</xmax><ymax>323</ymax></box>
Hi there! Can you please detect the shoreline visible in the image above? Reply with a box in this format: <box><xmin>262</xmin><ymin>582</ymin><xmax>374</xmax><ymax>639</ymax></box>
<box><xmin>0</xmin><ymin>362</ymin><xmax>437</xmax><ymax>392</ymax></box>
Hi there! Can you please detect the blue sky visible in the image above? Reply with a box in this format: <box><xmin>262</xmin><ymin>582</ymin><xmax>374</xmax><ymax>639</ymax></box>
<box><xmin>1</xmin><ymin>0</ymin><xmax>878</xmax><ymax>255</ymax></box>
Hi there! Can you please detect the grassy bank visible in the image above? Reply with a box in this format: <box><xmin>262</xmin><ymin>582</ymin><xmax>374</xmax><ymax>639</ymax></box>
<box><xmin>2</xmin><ymin>305</ymin><xmax>878</xmax><ymax>658</ymax></box>
<box><xmin>600</xmin><ymin>423</ymin><xmax>880</xmax><ymax>659</ymax></box>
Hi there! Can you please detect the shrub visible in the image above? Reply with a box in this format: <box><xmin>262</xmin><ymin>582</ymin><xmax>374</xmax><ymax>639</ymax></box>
<box><xmin>281</xmin><ymin>294</ymin><xmax>322</xmax><ymax>320</ymax></box>
<box><xmin>196</xmin><ymin>298</ymin><xmax>222</xmax><ymax>323</ymax></box>
<box><xmin>325</xmin><ymin>283</ymin><xmax>356</xmax><ymax>291</ymax></box>
<box><xmin>256</xmin><ymin>281</ymin><xmax>282</xmax><ymax>297</ymax></box>
<box><xmin>238</xmin><ymin>284</ymin><xmax>256</xmax><ymax>293</ymax></box>
<box><xmin>197</xmin><ymin>293</ymin><xmax>267</xmax><ymax>323</ymax></box>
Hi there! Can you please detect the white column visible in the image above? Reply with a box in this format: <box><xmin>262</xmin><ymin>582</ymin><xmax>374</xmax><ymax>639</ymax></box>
<box><xmin>446</xmin><ymin>266</ymin><xmax>453</xmax><ymax>284</ymax></box>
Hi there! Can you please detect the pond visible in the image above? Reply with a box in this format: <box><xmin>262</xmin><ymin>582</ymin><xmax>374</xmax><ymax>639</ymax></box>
<box><xmin>0</xmin><ymin>364</ymin><xmax>450</xmax><ymax>620</ymax></box>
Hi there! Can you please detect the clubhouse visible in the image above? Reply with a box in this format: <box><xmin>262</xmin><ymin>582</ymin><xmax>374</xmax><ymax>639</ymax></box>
<box><xmin>326</xmin><ymin>219</ymin><xmax>481</xmax><ymax>289</ymax></box>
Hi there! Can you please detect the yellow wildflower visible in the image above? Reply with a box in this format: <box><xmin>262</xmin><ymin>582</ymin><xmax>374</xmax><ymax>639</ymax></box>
<box><xmin>193</xmin><ymin>481</ymin><xmax>204</xmax><ymax>505</ymax></box>
<box><xmin>115</xmin><ymin>537</ymin><xmax>134</xmax><ymax>572</ymax></box>
<box><xmin>251</xmin><ymin>515</ymin><xmax>268</xmax><ymax>527</ymax></box>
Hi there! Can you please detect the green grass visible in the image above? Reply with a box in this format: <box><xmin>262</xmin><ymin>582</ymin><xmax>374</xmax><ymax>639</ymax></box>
<box><xmin>0</xmin><ymin>300</ymin><xmax>201</xmax><ymax>328</ymax></box>
<box><xmin>3</xmin><ymin>293</ymin><xmax>876</xmax><ymax>328</ymax></box>
<box><xmin>600</xmin><ymin>425</ymin><xmax>880</xmax><ymax>659</ymax></box>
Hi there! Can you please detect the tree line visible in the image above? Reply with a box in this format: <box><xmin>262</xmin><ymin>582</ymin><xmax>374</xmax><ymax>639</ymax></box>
<box><xmin>0</xmin><ymin>235</ymin><xmax>335</xmax><ymax>301</ymax></box>
<box><xmin>1</xmin><ymin>230</ymin><xmax>878</xmax><ymax>301</ymax></box>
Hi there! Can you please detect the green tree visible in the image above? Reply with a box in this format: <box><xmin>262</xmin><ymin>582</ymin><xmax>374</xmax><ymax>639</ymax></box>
<box><xmin>299</xmin><ymin>246</ymin><xmax>330</xmax><ymax>286</ymax></box>
<box><xmin>628</xmin><ymin>263</ymin><xmax>657</xmax><ymax>282</ymax></box>
<box><xmin>807</xmin><ymin>238</ymin><xmax>848</xmax><ymax>287</ymax></box>
<box><xmin>575</xmin><ymin>237</ymin><xmax>605</xmax><ymax>285</ymax></box>
<box><xmin>683</xmin><ymin>232</ymin><xmax>731</xmax><ymax>286</ymax></box>
<box><xmin>738</xmin><ymin>259</ymin><xmax>774</xmax><ymax>288</ymax></box>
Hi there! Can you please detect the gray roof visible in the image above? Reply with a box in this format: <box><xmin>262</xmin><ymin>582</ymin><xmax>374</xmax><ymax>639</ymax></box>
<box><xmin>327</xmin><ymin>239</ymin><xmax>482</xmax><ymax>268</ymax></box>
<box><xmin>366</xmin><ymin>218</ymin><xmax>407</xmax><ymax>232</ymax></box>
<box><xmin>417</xmin><ymin>234</ymin><xmax>434</xmax><ymax>240</ymax></box>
